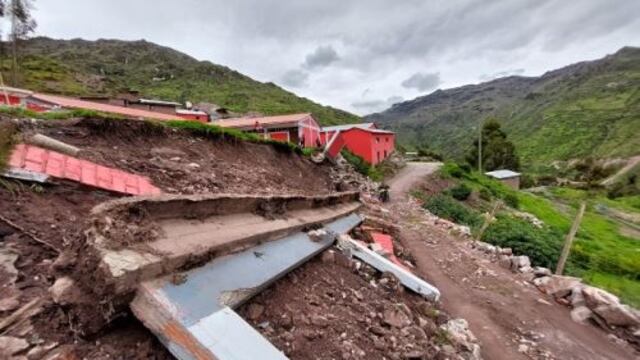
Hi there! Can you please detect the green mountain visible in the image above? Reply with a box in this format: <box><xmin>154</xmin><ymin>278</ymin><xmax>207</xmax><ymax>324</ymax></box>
<box><xmin>1</xmin><ymin>37</ymin><xmax>359</xmax><ymax>125</ymax></box>
<box><xmin>367</xmin><ymin>47</ymin><xmax>640</xmax><ymax>169</ymax></box>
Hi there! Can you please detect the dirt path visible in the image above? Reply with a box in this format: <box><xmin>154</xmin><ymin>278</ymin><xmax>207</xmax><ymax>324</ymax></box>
<box><xmin>386</xmin><ymin>162</ymin><xmax>637</xmax><ymax>360</ymax></box>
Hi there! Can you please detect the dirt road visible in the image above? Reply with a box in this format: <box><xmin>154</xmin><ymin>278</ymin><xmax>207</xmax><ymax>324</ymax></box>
<box><xmin>387</xmin><ymin>162</ymin><xmax>637</xmax><ymax>360</ymax></box>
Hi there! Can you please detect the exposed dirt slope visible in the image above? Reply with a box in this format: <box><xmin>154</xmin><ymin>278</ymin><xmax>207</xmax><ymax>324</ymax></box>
<box><xmin>26</xmin><ymin>117</ymin><xmax>335</xmax><ymax>196</ymax></box>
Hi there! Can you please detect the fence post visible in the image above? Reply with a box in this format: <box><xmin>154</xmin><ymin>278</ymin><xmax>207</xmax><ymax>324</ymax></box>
<box><xmin>475</xmin><ymin>200</ymin><xmax>502</xmax><ymax>242</ymax></box>
<box><xmin>555</xmin><ymin>202</ymin><xmax>587</xmax><ymax>275</ymax></box>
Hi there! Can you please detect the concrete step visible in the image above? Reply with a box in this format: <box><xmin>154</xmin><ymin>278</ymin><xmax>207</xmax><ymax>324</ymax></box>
<box><xmin>131</xmin><ymin>213</ymin><xmax>362</xmax><ymax>360</ymax></box>
<box><xmin>88</xmin><ymin>192</ymin><xmax>361</xmax><ymax>294</ymax></box>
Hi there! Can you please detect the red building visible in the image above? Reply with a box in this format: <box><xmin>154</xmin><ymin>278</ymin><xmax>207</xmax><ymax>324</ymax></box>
<box><xmin>215</xmin><ymin>113</ymin><xmax>322</xmax><ymax>147</ymax></box>
<box><xmin>321</xmin><ymin>123</ymin><xmax>395</xmax><ymax>165</ymax></box>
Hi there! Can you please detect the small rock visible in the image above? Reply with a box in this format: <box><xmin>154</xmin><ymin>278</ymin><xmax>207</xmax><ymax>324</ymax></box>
<box><xmin>518</xmin><ymin>344</ymin><xmax>529</xmax><ymax>353</ymax></box>
<box><xmin>307</xmin><ymin>229</ymin><xmax>328</xmax><ymax>242</ymax></box>
<box><xmin>321</xmin><ymin>250</ymin><xmax>335</xmax><ymax>263</ymax></box>
<box><xmin>383</xmin><ymin>307</ymin><xmax>412</xmax><ymax>328</ymax></box>
<box><xmin>532</xmin><ymin>267</ymin><xmax>552</xmax><ymax>277</ymax></box>
<box><xmin>497</xmin><ymin>256</ymin><xmax>512</xmax><ymax>269</ymax></box>
<box><xmin>0</xmin><ymin>336</ymin><xmax>29</xmax><ymax>356</ymax></box>
<box><xmin>49</xmin><ymin>277</ymin><xmax>85</xmax><ymax>305</ymax></box>
<box><xmin>519</xmin><ymin>265</ymin><xmax>533</xmax><ymax>273</ymax></box>
<box><xmin>499</xmin><ymin>247</ymin><xmax>513</xmax><ymax>256</ymax></box>
<box><xmin>310</xmin><ymin>315</ymin><xmax>329</xmax><ymax>328</ymax></box>
<box><xmin>52</xmin><ymin>251</ymin><xmax>75</xmax><ymax>271</ymax></box>
<box><xmin>0</xmin><ymin>295</ymin><xmax>20</xmax><ymax>312</ymax></box>
<box><xmin>246</xmin><ymin>303</ymin><xmax>265</xmax><ymax>321</ymax></box>
<box><xmin>187</xmin><ymin>162</ymin><xmax>201</xmax><ymax>169</ymax></box>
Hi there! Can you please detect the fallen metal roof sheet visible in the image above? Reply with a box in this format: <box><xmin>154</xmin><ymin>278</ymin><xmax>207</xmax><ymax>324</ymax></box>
<box><xmin>132</xmin><ymin>213</ymin><xmax>363</xmax><ymax>360</ymax></box>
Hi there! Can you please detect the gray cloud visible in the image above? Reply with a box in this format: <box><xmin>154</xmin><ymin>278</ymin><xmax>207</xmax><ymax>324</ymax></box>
<box><xmin>280</xmin><ymin>69</ymin><xmax>309</xmax><ymax>88</ymax></box>
<box><xmin>352</xmin><ymin>95</ymin><xmax>405</xmax><ymax>114</ymax></box>
<box><xmin>401</xmin><ymin>72</ymin><xmax>442</xmax><ymax>92</ymax></box>
<box><xmin>304</xmin><ymin>45</ymin><xmax>339</xmax><ymax>69</ymax></box>
<box><xmin>33</xmin><ymin>0</ymin><xmax>640</xmax><ymax>115</ymax></box>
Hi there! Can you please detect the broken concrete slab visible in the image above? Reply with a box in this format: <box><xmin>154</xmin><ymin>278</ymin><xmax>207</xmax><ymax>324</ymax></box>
<box><xmin>337</xmin><ymin>235</ymin><xmax>440</xmax><ymax>301</ymax></box>
<box><xmin>132</xmin><ymin>213</ymin><xmax>362</xmax><ymax>360</ymax></box>
<box><xmin>91</xmin><ymin>192</ymin><xmax>361</xmax><ymax>295</ymax></box>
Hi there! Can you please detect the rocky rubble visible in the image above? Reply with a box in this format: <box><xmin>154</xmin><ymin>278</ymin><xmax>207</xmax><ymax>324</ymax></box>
<box><xmin>239</xmin><ymin>247</ymin><xmax>482</xmax><ymax>360</ymax></box>
<box><xmin>329</xmin><ymin>155</ymin><xmax>381</xmax><ymax>193</ymax></box>
<box><xmin>471</xmin><ymin>239</ymin><xmax>640</xmax><ymax>349</ymax></box>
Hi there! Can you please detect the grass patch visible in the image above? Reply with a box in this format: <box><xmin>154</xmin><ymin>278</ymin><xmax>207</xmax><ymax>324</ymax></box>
<box><xmin>0</xmin><ymin>122</ymin><xmax>18</xmax><ymax>172</ymax></box>
<box><xmin>0</xmin><ymin>105</ymin><xmax>124</xmax><ymax>121</ymax></box>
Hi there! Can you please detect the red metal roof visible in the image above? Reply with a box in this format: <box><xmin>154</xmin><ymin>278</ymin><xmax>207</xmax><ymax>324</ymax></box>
<box><xmin>31</xmin><ymin>93</ymin><xmax>179</xmax><ymax>121</ymax></box>
<box><xmin>215</xmin><ymin>113</ymin><xmax>314</xmax><ymax>129</ymax></box>
<box><xmin>9</xmin><ymin>144</ymin><xmax>162</xmax><ymax>196</ymax></box>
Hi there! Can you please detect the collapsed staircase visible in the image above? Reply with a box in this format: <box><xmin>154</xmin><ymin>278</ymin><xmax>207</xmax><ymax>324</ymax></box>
<box><xmin>87</xmin><ymin>192</ymin><xmax>363</xmax><ymax>359</ymax></box>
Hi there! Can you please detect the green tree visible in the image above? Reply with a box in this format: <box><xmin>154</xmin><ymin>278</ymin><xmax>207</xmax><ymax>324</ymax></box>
<box><xmin>4</xmin><ymin>0</ymin><xmax>37</xmax><ymax>85</ymax></box>
<box><xmin>466</xmin><ymin>119</ymin><xmax>520</xmax><ymax>171</ymax></box>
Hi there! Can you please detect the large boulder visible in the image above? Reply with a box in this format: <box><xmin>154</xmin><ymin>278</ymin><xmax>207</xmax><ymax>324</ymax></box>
<box><xmin>534</xmin><ymin>275</ymin><xmax>581</xmax><ymax>298</ymax></box>
<box><xmin>582</xmin><ymin>286</ymin><xmax>619</xmax><ymax>309</ymax></box>
<box><xmin>593</xmin><ymin>304</ymin><xmax>640</xmax><ymax>327</ymax></box>
<box><xmin>510</xmin><ymin>256</ymin><xmax>531</xmax><ymax>271</ymax></box>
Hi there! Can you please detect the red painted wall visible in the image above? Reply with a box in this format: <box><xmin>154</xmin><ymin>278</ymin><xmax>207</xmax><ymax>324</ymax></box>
<box><xmin>0</xmin><ymin>95</ymin><xmax>22</xmax><ymax>106</ymax></box>
<box><xmin>299</xmin><ymin>117</ymin><xmax>321</xmax><ymax>147</ymax></box>
<box><xmin>339</xmin><ymin>128</ymin><xmax>395</xmax><ymax>165</ymax></box>
<box><xmin>176</xmin><ymin>113</ymin><xmax>209</xmax><ymax>123</ymax></box>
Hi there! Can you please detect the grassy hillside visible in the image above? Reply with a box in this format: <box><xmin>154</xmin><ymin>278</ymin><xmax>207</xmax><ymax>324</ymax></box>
<box><xmin>367</xmin><ymin>47</ymin><xmax>640</xmax><ymax>168</ymax></box>
<box><xmin>1</xmin><ymin>37</ymin><xmax>359</xmax><ymax>125</ymax></box>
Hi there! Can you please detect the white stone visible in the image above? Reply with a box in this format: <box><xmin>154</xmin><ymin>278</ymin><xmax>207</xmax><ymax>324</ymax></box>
<box><xmin>593</xmin><ymin>304</ymin><xmax>640</xmax><ymax>327</ymax></box>
<box><xmin>0</xmin><ymin>336</ymin><xmax>29</xmax><ymax>356</ymax></box>
<box><xmin>570</xmin><ymin>306</ymin><xmax>593</xmax><ymax>324</ymax></box>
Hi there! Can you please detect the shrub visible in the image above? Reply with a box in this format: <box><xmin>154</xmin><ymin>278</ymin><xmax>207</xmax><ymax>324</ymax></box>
<box><xmin>482</xmin><ymin>215</ymin><xmax>563</xmax><ymax>269</ymax></box>
<box><xmin>448</xmin><ymin>184</ymin><xmax>472</xmax><ymax>201</ymax></box>
<box><xmin>504</xmin><ymin>193</ymin><xmax>520</xmax><ymax>209</ymax></box>
<box><xmin>341</xmin><ymin>149</ymin><xmax>371</xmax><ymax>177</ymax></box>
<box><xmin>479</xmin><ymin>187</ymin><xmax>492</xmax><ymax>201</ymax></box>
<box><xmin>441</xmin><ymin>162</ymin><xmax>465</xmax><ymax>179</ymax></box>
<box><xmin>424</xmin><ymin>194</ymin><xmax>482</xmax><ymax>228</ymax></box>
<box><xmin>459</xmin><ymin>163</ymin><xmax>472</xmax><ymax>173</ymax></box>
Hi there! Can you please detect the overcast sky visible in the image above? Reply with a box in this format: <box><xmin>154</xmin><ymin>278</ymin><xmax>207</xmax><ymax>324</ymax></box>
<box><xmin>33</xmin><ymin>0</ymin><xmax>640</xmax><ymax>115</ymax></box>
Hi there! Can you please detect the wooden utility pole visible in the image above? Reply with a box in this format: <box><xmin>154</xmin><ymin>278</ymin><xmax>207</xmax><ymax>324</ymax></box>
<box><xmin>478</xmin><ymin>120</ymin><xmax>483</xmax><ymax>172</ymax></box>
<box><xmin>555</xmin><ymin>202</ymin><xmax>586</xmax><ymax>275</ymax></box>
<box><xmin>10</xmin><ymin>0</ymin><xmax>18</xmax><ymax>86</ymax></box>
<box><xmin>475</xmin><ymin>200</ymin><xmax>502</xmax><ymax>241</ymax></box>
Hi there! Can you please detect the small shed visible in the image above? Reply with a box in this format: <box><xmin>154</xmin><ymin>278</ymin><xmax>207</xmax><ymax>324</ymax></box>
<box><xmin>485</xmin><ymin>169</ymin><xmax>521</xmax><ymax>189</ymax></box>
